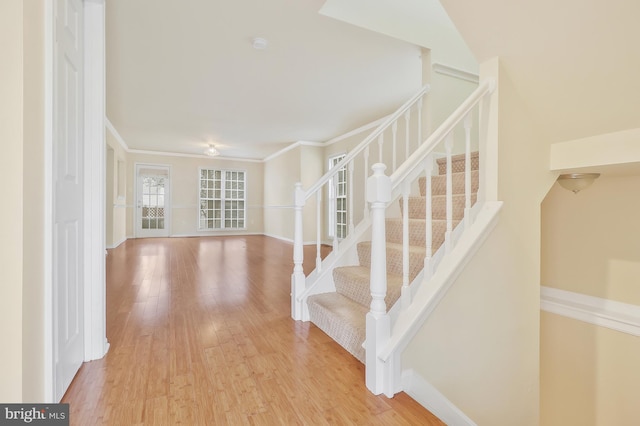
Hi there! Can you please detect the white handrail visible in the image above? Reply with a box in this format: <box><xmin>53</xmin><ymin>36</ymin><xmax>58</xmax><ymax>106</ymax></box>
<box><xmin>303</xmin><ymin>84</ymin><xmax>430</xmax><ymax>201</ymax></box>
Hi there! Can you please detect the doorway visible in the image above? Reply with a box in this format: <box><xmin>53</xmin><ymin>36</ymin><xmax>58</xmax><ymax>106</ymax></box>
<box><xmin>135</xmin><ymin>164</ymin><xmax>171</xmax><ymax>238</ymax></box>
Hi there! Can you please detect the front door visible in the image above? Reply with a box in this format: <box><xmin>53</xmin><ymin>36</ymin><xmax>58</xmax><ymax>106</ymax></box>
<box><xmin>53</xmin><ymin>0</ymin><xmax>85</xmax><ymax>402</ymax></box>
<box><xmin>136</xmin><ymin>165</ymin><xmax>170</xmax><ymax>238</ymax></box>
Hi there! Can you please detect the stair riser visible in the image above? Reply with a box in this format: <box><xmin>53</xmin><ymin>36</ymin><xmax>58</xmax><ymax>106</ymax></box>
<box><xmin>420</xmin><ymin>170</ymin><xmax>479</xmax><ymax>197</ymax></box>
<box><xmin>385</xmin><ymin>218</ymin><xmax>449</xmax><ymax>248</ymax></box>
<box><xmin>357</xmin><ymin>242</ymin><xmax>424</xmax><ymax>281</ymax></box>
<box><xmin>333</xmin><ymin>266</ymin><xmax>403</xmax><ymax>308</ymax></box>
<box><xmin>307</xmin><ymin>296</ymin><xmax>366</xmax><ymax>363</ymax></box>
<box><xmin>436</xmin><ymin>152</ymin><xmax>479</xmax><ymax>175</ymax></box>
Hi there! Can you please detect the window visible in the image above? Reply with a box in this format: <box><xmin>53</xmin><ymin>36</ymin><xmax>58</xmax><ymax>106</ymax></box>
<box><xmin>199</xmin><ymin>169</ymin><xmax>246</xmax><ymax>230</ymax></box>
<box><xmin>329</xmin><ymin>155</ymin><xmax>348</xmax><ymax>239</ymax></box>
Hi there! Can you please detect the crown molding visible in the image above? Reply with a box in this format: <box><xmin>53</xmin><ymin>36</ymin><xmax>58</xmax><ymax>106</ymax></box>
<box><xmin>433</xmin><ymin>63</ymin><xmax>479</xmax><ymax>84</ymax></box>
<box><xmin>105</xmin><ymin>117</ymin><xmax>130</xmax><ymax>151</ymax></box>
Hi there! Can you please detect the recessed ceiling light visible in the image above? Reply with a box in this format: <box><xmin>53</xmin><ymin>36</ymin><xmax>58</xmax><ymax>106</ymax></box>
<box><xmin>252</xmin><ymin>37</ymin><xmax>268</xmax><ymax>50</ymax></box>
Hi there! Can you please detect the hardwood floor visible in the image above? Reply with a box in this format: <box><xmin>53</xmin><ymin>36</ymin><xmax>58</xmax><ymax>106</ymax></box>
<box><xmin>62</xmin><ymin>235</ymin><xmax>443</xmax><ymax>425</ymax></box>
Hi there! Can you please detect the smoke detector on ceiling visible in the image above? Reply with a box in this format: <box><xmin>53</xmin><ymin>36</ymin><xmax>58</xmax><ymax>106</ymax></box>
<box><xmin>252</xmin><ymin>37</ymin><xmax>268</xmax><ymax>50</ymax></box>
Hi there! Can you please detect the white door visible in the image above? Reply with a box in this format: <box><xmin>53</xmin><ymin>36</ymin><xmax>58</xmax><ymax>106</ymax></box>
<box><xmin>53</xmin><ymin>0</ymin><xmax>85</xmax><ymax>401</ymax></box>
<box><xmin>136</xmin><ymin>165</ymin><xmax>170</xmax><ymax>238</ymax></box>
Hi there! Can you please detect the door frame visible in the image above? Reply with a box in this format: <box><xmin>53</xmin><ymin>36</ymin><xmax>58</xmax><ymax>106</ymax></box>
<box><xmin>134</xmin><ymin>163</ymin><xmax>172</xmax><ymax>238</ymax></box>
<box><xmin>44</xmin><ymin>0</ymin><xmax>108</xmax><ymax>402</ymax></box>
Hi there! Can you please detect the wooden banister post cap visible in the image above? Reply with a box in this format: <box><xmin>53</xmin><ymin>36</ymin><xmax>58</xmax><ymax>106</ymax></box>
<box><xmin>366</xmin><ymin>163</ymin><xmax>391</xmax><ymax>203</ymax></box>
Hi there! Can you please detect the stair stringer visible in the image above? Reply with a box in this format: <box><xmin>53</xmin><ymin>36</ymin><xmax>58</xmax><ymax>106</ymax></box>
<box><xmin>377</xmin><ymin>201</ymin><xmax>503</xmax><ymax>397</ymax></box>
<box><xmin>297</xmin><ymin>218</ymin><xmax>372</xmax><ymax>321</ymax></box>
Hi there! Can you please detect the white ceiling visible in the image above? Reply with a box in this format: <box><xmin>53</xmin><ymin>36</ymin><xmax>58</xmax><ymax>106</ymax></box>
<box><xmin>105</xmin><ymin>0</ymin><xmax>423</xmax><ymax>160</ymax></box>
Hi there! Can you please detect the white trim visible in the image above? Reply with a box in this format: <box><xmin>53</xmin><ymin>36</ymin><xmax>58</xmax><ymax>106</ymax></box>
<box><xmin>106</xmin><ymin>236</ymin><xmax>128</xmax><ymax>250</ymax></box>
<box><xmin>402</xmin><ymin>370</ymin><xmax>476</xmax><ymax>426</ymax></box>
<box><xmin>170</xmin><ymin>232</ymin><xmax>263</xmax><ymax>238</ymax></box>
<box><xmin>83</xmin><ymin>0</ymin><xmax>109</xmax><ymax>363</ymax></box>
<box><xmin>43</xmin><ymin>0</ymin><xmax>54</xmax><ymax>403</ymax></box>
<box><xmin>262</xmin><ymin>140</ymin><xmax>323</xmax><ymax>162</ymax></box>
<box><xmin>134</xmin><ymin>163</ymin><xmax>172</xmax><ymax>238</ymax></box>
<box><xmin>105</xmin><ymin>117</ymin><xmax>129</xmax><ymax>151</ymax></box>
<box><xmin>129</xmin><ymin>148</ymin><xmax>264</xmax><ymax>163</ymax></box>
<box><xmin>540</xmin><ymin>286</ymin><xmax>640</xmax><ymax>336</ymax></box>
<box><xmin>325</xmin><ymin>115</ymin><xmax>390</xmax><ymax>146</ymax></box>
<box><xmin>433</xmin><ymin>63</ymin><xmax>479</xmax><ymax>84</ymax></box>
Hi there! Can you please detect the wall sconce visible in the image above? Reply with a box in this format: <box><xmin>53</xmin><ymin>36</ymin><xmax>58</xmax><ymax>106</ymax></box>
<box><xmin>204</xmin><ymin>144</ymin><xmax>219</xmax><ymax>157</ymax></box>
<box><xmin>557</xmin><ymin>173</ymin><xmax>600</xmax><ymax>194</ymax></box>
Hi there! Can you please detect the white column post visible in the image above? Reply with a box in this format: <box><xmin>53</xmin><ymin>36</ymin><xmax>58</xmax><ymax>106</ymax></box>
<box><xmin>365</xmin><ymin>163</ymin><xmax>391</xmax><ymax>395</ymax></box>
<box><xmin>291</xmin><ymin>183</ymin><xmax>306</xmax><ymax>320</ymax></box>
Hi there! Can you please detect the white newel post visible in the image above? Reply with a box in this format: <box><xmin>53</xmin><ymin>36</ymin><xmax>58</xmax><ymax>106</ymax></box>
<box><xmin>291</xmin><ymin>183</ymin><xmax>306</xmax><ymax>320</ymax></box>
<box><xmin>366</xmin><ymin>164</ymin><xmax>392</xmax><ymax>395</ymax></box>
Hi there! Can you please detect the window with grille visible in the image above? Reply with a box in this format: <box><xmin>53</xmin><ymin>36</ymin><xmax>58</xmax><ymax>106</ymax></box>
<box><xmin>329</xmin><ymin>155</ymin><xmax>348</xmax><ymax>239</ymax></box>
<box><xmin>199</xmin><ymin>169</ymin><xmax>246</xmax><ymax>230</ymax></box>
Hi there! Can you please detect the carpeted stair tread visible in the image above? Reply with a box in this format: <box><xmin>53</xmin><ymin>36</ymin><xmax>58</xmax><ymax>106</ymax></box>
<box><xmin>333</xmin><ymin>265</ymin><xmax>404</xmax><ymax>308</ymax></box>
<box><xmin>385</xmin><ymin>217</ymin><xmax>454</xmax><ymax>247</ymax></box>
<box><xmin>307</xmin><ymin>292</ymin><xmax>367</xmax><ymax>363</ymax></box>
<box><xmin>357</xmin><ymin>241</ymin><xmax>425</xmax><ymax>280</ymax></box>
<box><xmin>420</xmin><ymin>169</ymin><xmax>479</xmax><ymax>197</ymax></box>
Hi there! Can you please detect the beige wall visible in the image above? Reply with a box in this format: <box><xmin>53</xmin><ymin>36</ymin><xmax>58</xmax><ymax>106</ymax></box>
<box><xmin>541</xmin><ymin>312</ymin><xmax>640</xmax><ymax>426</ymax></box>
<box><xmin>0</xmin><ymin>0</ymin><xmax>25</xmax><ymax>402</ymax></box>
<box><xmin>542</xmin><ymin>176</ymin><xmax>640</xmax><ymax>303</ymax></box>
<box><xmin>127</xmin><ymin>153</ymin><xmax>264</xmax><ymax>237</ymax></box>
<box><xmin>22</xmin><ymin>0</ymin><xmax>46</xmax><ymax>402</ymax></box>
<box><xmin>263</xmin><ymin>144</ymin><xmax>325</xmax><ymax>242</ymax></box>
<box><xmin>263</xmin><ymin>146</ymin><xmax>300</xmax><ymax>240</ymax></box>
<box><xmin>540</xmin><ymin>175</ymin><xmax>640</xmax><ymax>424</ymax></box>
<box><xmin>105</xmin><ymin>131</ymin><xmax>128</xmax><ymax>248</ymax></box>
<box><xmin>403</xmin><ymin>58</ymin><xmax>555</xmax><ymax>425</ymax></box>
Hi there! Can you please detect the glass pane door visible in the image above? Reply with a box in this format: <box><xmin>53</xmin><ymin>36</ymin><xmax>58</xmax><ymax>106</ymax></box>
<box><xmin>136</xmin><ymin>165</ymin><xmax>170</xmax><ymax>238</ymax></box>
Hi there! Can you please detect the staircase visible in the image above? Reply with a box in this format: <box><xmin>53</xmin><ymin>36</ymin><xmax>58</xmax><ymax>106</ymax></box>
<box><xmin>307</xmin><ymin>152</ymin><xmax>479</xmax><ymax>362</ymax></box>
<box><xmin>291</xmin><ymin>80</ymin><xmax>497</xmax><ymax>397</ymax></box>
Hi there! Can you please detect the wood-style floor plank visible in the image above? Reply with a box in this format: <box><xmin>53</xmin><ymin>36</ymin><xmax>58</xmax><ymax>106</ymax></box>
<box><xmin>62</xmin><ymin>235</ymin><xmax>443</xmax><ymax>425</ymax></box>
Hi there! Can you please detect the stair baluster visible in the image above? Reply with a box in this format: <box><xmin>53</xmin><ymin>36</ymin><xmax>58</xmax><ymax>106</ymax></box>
<box><xmin>464</xmin><ymin>113</ymin><xmax>472</xmax><ymax>229</ymax></box>
<box><xmin>424</xmin><ymin>154</ymin><xmax>434</xmax><ymax>278</ymax></box>
<box><xmin>445</xmin><ymin>134</ymin><xmax>453</xmax><ymax>253</ymax></box>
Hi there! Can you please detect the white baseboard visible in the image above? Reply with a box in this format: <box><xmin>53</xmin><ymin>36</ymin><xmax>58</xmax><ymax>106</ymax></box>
<box><xmin>263</xmin><ymin>233</ymin><xmax>329</xmax><ymax>246</ymax></box>
<box><xmin>106</xmin><ymin>236</ymin><xmax>128</xmax><ymax>249</ymax></box>
<box><xmin>402</xmin><ymin>369</ymin><xmax>476</xmax><ymax>426</ymax></box>
<box><xmin>541</xmin><ymin>286</ymin><xmax>640</xmax><ymax>336</ymax></box>
<box><xmin>170</xmin><ymin>232</ymin><xmax>262</xmax><ymax>238</ymax></box>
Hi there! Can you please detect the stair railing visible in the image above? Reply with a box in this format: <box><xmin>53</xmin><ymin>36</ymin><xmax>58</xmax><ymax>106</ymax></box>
<box><xmin>366</xmin><ymin>79</ymin><xmax>495</xmax><ymax>396</ymax></box>
<box><xmin>292</xmin><ymin>84</ymin><xmax>431</xmax><ymax>321</ymax></box>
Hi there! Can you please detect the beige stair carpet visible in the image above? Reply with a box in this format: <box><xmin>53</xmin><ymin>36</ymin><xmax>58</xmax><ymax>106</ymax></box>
<box><xmin>307</xmin><ymin>152</ymin><xmax>479</xmax><ymax>363</ymax></box>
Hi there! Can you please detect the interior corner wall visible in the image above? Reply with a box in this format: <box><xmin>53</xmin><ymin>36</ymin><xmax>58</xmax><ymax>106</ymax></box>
<box><xmin>0</xmin><ymin>0</ymin><xmax>24</xmax><ymax>402</ymax></box>
<box><xmin>263</xmin><ymin>146</ymin><xmax>302</xmax><ymax>241</ymax></box>
<box><xmin>402</xmin><ymin>58</ymin><xmax>556</xmax><ymax>425</ymax></box>
<box><xmin>540</xmin><ymin>175</ymin><xmax>640</xmax><ymax>425</ymax></box>
<box><xmin>22</xmin><ymin>0</ymin><xmax>46</xmax><ymax>402</ymax></box>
